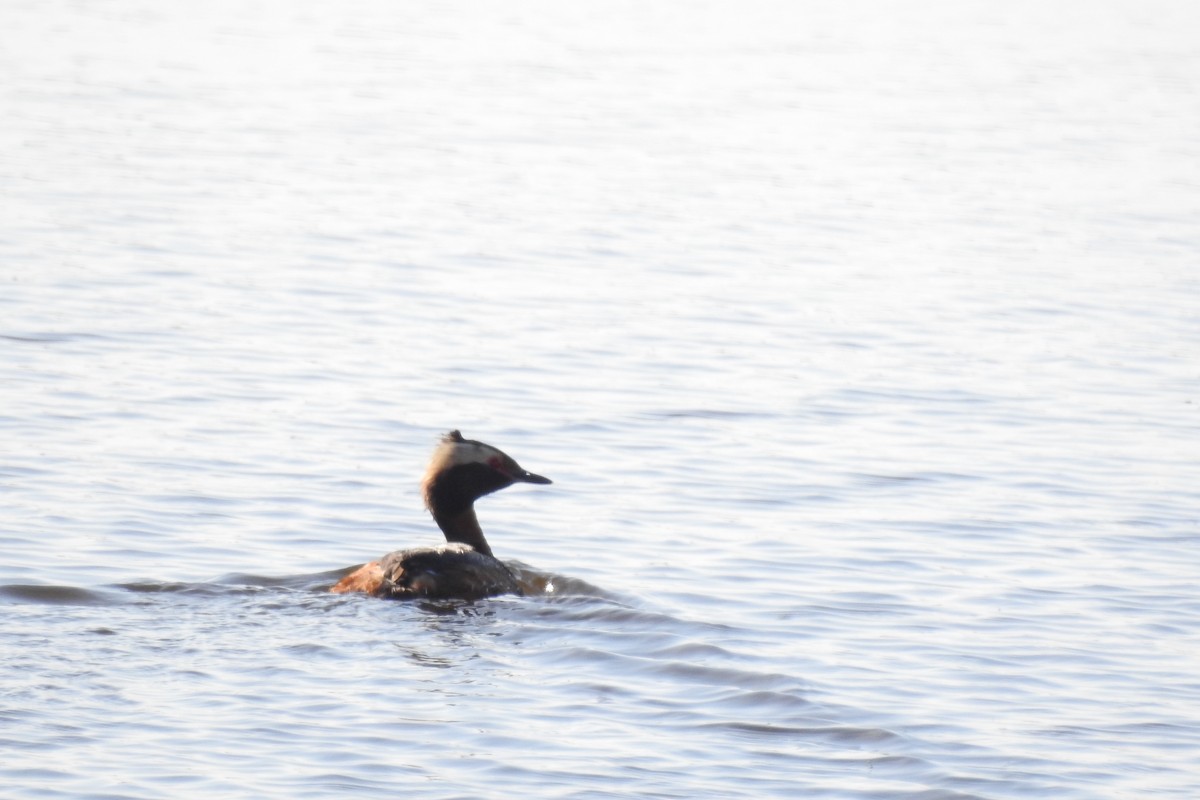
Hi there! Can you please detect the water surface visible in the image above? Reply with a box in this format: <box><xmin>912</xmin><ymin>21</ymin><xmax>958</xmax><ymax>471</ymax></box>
<box><xmin>2</xmin><ymin>1</ymin><xmax>1199</xmax><ymax>798</ymax></box>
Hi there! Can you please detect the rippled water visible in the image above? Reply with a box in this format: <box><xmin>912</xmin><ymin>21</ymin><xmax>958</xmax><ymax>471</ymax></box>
<box><xmin>3</xmin><ymin>0</ymin><xmax>1199</xmax><ymax>797</ymax></box>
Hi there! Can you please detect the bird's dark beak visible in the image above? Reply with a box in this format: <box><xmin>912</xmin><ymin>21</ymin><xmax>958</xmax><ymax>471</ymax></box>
<box><xmin>516</xmin><ymin>470</ymin><xmax>552</xmax><ymax>485</ymax></box>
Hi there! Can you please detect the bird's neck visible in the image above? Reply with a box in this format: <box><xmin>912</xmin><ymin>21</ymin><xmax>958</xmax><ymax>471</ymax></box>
<box><xmin>433</xmin><ymin>506</ymin><xmax>494</xmax><ymax>557</ymax></box>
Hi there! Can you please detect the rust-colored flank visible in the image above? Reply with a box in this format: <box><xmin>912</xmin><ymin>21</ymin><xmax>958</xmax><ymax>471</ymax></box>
<box><xmin>330</xmin><ymin>561</ymin><xmax>384</xmax><ymax>595</ymax></box>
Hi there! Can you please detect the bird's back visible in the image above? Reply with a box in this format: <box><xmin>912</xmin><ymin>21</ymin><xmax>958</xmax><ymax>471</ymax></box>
<box><xmin>333</xmin><ymin>543</ymin><xmax>520</xmax><ymax>600</ymax></box>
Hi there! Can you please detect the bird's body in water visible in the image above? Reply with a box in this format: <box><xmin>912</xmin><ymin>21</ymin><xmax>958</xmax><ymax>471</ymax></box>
<box><xmin>331</xmin><ymin>430</ymin><xmax>551</xmax><ymax>600</ymax></box>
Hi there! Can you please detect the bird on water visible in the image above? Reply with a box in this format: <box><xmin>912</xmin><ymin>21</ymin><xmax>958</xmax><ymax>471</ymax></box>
<box><xmin>331</xmin><ymin>430</ymin><xmax>552</xmax><ymax>600</ymax></box>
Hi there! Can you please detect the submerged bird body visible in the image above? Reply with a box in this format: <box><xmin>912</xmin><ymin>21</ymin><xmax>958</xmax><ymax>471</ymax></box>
<box><xmin>331</xmin><ymin>430</ymin><xmax>550</xmax><ymax>600</ymax></box>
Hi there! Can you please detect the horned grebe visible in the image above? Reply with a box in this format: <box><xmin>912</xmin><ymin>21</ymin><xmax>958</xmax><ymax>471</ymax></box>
<box><xmin>330</xmin><ymin>430</ymin><xmax>551</xmax><ymax>600</ymax></box>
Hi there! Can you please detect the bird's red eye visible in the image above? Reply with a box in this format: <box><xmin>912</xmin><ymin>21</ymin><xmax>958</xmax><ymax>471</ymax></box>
<box><xmin>487</xmin><ymin>456</ymin><xmax>503</xmax><ymax>470</ymax></box>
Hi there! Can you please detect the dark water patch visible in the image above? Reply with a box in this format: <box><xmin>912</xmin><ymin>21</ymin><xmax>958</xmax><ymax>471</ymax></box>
<box><xmin>0</xmin><ymin>584</ymin><xmax>128</xmax><ymax>606</ymax></box>
<box><xmin>116</xmin><ymin>580</ymin><xmax>262</xmax><ymax>597</ymax></box>
<box><xmin>854</xmin><ymin>471</ymin><xmax>986</xmax><ymax>488</ymax></box>
<box><xmin>518</xmin><ymin>593</ymin><xmax>733</xmax><ymax>630</ymax></box>
<box><xmin>556</xmin><ymin>420</ymin><xmax>622</xmax><ymax>434</ymax></box>
<box><xmin>651</xmin><ymin>408</ymin><xmax>779</xmax><ymax>421</ymax></box>
<box><xmin>855</xmin><ymin>472</ymin><xmax>929</xmax><ymax>487</ymax></box>
<box><xmin>538</xmin><ymin>643</ymin><xmax>803</xmax><ymax>696</ymax></box>
<box><xmin>279</xmin><ymin>643</ymin><xmax>345</xmax><ymax>659</ymax></box>
<box><xmin>147</xmin><ymin>493</ymin><xmax>242</xmax><ymax>507</ymax></box>
<box><xmin>711</xmin><ymin>689</ymin><xmax>815</xmax><ymax>715</ymax></box>
<box><xmin>652</xmin><ymin>662</ymin><xmax>801</xmax><ymax>690</ymax></box>
<box><xmin>213</xmin><ymin>570</ymin><xmax>348</xmax><ymax>591</ymax></box>
<box><xmin>393</xmin><ymin>644</ymin><xmax>460</xmax><ymax>668</ymax></box>
<box><xmin>791</xmin><ymin>599</ymin><xmax>914</xmax><ymax>621</ymax></box>
<box><xmin>706</xmin><ymin>720</ymin><xmax>904</xmax><ymax>744</ymax></box>
<box><xmin>115</xmin><ymin>569</ymin><xmax>350</xmax><ymax>598</ymax></box>
<box><xmin>862</xmin><ymin>754</ymin><xmax>939</xmax><ymax>771</ymax></box>
<box><xmin>0</xmin><ymin>332</ymin><xmax>113</xmax><ymax>344</ymax></box>
<box><xmin>835</xmin><ymin>387</ymin><xmax>998</xmax><ymax>407</ymax></box>
<box><xmin>646</xmin><ymin>640</ymin><xmax>735</xmax><ymax>660</ymax></box>
<box><xmin>894</xmin><ymin>519</ymin><xmax>1015</xmax><ymax>537</ymax></box>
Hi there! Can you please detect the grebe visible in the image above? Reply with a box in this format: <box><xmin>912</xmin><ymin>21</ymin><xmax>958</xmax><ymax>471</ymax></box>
<box><xmin>330</xmin><ymin>430</ymin><xmax>551</xmax><ymax>600</ymax></box>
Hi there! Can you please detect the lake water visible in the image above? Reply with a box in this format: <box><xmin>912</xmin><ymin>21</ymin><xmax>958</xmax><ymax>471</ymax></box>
<box><xmin>2</xmin><ymin>0</ymin><xmax>1199</xmax><ymax>797</ymax></box>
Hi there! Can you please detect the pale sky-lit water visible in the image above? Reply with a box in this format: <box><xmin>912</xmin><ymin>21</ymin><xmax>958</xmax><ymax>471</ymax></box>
<box><xmin>2</xmin><ymin>1</ymin><xmax>1199</xmax><ymax>798</ymax></box>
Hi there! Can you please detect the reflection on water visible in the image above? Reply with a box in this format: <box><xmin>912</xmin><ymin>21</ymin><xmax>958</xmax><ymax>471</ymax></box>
<box><xmin>3</xmin><ymin>0</ymin><xmax>1200</xmax><ymax>798</ymax></box>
